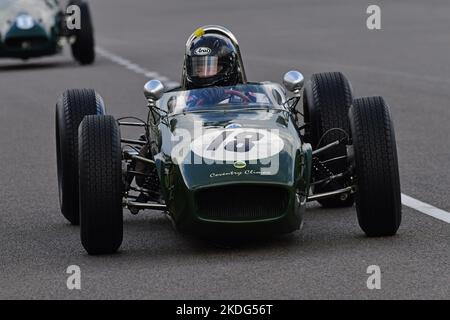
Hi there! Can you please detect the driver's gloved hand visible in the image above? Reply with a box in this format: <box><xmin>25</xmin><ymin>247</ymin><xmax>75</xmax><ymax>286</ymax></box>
<box><xmin>198</xmin><ymin>87</ymin><xmax>226</xmax><ymax>104</ymax></box>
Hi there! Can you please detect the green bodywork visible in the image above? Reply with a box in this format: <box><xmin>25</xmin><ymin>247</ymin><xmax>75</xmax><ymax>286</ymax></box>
<box><xmin>0</xmin><ymin>0</ymin><xmax>63</xmax><ymax>59</ymax></box>
<box><xmin>152</xmin><ymin>84</ymin><xmax>312</xmax><ymax>236</ymax></box>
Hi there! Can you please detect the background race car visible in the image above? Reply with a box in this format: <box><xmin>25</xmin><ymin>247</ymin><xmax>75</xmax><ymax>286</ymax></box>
<box><xmin>0</xmin><ymin>0</ymin><xmax>95</xmax><ymax>64</ymax></box>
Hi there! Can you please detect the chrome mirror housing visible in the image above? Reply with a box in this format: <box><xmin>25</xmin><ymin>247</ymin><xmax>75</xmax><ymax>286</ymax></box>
<box><xmin>144</xmin><ymin>80</ymin><xmax>165</xmax><ymax>102</ymax></box>
<box><xmin>283</xmin><ymin>70</ymin><xmax>304</xmax><ymax>93</ymax></box>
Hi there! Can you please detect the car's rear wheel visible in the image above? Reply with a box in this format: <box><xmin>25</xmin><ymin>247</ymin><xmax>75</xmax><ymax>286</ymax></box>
<box><xmin>303</xmin><ymin>72</ymin><xmax>354</xmax><ymax>207</ymax></box>
<box><xmin>56</xmin><ymin>89</ymin><xmax>105</xmax><ymax>225</ymax></box>
<box><xmin>78</xmin><ymin>115</ymin><xmax>123</xmax><ymax>255</ymax></box>
<box><xmin>349</xmin><ymin>96</ymin><xmax>401</xmax><ymax>237</ymax></box>
<box><xmin>69</xmin><ymin>0</ymin><xmax>95</xmax><ymax>65</ymax></box>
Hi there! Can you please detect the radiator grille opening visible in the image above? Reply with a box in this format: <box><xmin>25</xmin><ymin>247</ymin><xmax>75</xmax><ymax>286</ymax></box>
<box><xmin>4</xmin><ymin>36</ymin><xmax>48</xmax><ymax>49</ymax></box>
<box><xmin>196</xmin><ymin>185</ymin><xmax>289</xmax><ymax>221</ymax></box>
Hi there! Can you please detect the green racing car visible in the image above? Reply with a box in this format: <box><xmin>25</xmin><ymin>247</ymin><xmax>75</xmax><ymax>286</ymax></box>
<box><xmin>0</xmin><ymin>0</ymin><xmax>95</xmax><ymax>64</ymax></box>
<box><xmin>55</xmin><ymin>26</ymin><xmax>402</xmax><ymax>255</ymax></box>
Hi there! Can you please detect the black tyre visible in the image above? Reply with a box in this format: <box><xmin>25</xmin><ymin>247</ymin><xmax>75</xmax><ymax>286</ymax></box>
<box><xmin>56</xmin><ymin>89</ymin><xmax>105</xmax><ymax>225</ymax></box>
<box><xmin>349</xmin><ymin>97</ymin><xmax>401</xmax><ymax>237</ymax></box>
<box><xmin>79</xmin><ymin>115</ymin><xmax>123</xmax><ymax>255</ymax></box>
<box><xmin>69</xmin><ymin>0</ymin><xmax>95</xmax><ymax>65</ymax></box>
<box><xmin>303</xmin><ymin>72</ymin><xmax>354</xmax><ymax>207</ymax></box>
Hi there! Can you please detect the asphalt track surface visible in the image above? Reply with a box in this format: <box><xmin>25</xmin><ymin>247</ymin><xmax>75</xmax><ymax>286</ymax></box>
<box><xmin>0</xmin><ymin>0</ymin><xmax>449</xmax><ymax>299</ymax></box>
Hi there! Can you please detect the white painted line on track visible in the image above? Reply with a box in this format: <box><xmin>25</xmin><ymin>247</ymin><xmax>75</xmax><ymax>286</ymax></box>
<box><xmin>95</xmin><ymin>46</ymin><xmax>180</xmax><ymax>88</ymax></box>
<box><xmin>402</xmin><ymin>194</ymin><xmax>450</xmax><ymax>224</ymax></box>
<box><xmin>96</xmin><ymin>47</ymin><xmax>450</xmax><ymax>225</ymax></box>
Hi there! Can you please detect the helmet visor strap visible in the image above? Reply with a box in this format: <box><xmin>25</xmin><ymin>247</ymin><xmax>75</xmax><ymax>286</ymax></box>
<box><xmin>191</xmin><ymin>56</ymin><xmax>220</xmax><ymax>78</ymax></box>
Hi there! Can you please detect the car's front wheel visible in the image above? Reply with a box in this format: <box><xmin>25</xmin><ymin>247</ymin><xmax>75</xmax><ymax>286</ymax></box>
<box><xmin>78</xmin><ymin>115</ymin><xmax>123</xmax><ymax>255</ymax></box>
<box><xmin>349</xmin><ymin>96</ymin><xmax>401</xmax><ymax>237</ymax></box>
<box><xmin>56</xmin><ymin>89</ymin><xmax>105</xmax><ymax>225</ymax></box>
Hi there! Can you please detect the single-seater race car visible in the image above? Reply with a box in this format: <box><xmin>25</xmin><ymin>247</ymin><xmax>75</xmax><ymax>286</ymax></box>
<box><xmin>0</xmin><ymin>0</ymin><xmax>95</xmax><ymax>64</ymax></box>
<box><xmin>55</xmin><ymin>26</ymin><xmax>401</xmax><ymax>255</ymax></box>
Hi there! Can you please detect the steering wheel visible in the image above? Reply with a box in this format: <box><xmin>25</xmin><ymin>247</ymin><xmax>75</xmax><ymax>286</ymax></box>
<box><xmin>194</xmin><ymin>89</ymin><xmax>252</xmax><ymax>107</ymax></box>
<box><xmin>224</xmin><ymin>89</ymin><xmax>252</xmax><ymax>103</ymax></box>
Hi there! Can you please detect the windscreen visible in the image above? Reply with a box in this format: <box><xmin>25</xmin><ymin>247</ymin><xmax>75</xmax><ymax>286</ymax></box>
<box><xmin>159</xmin><ymin>84</ymin><xmax>285</xmax><ymax>115</ymax></box>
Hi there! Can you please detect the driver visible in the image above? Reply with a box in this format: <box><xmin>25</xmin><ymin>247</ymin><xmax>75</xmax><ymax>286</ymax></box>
<box><xmin>185</xmin><ymin>28</ymin><xmax>254</xmax><ymax>107</ymax></box>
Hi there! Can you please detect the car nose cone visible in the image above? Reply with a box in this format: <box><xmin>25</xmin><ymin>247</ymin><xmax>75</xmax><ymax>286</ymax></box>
<box><xmin>15</xmin><ymin>14</ymin><xmax>35</xmax><ymax>30</ymax></box>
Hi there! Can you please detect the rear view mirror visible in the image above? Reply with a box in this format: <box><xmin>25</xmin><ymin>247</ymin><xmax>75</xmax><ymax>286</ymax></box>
<box><xmin>144</xmin><ymin>80</ymin><xmax>165</xmax><ymax>101</ymax></box>
<box><xmin>283</xmin><ymin>70</ymin><xmax>304</xmax><ymax>93</ymax></box>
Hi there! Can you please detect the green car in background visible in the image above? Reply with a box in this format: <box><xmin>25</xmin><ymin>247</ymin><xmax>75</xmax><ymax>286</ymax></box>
<box><xmin>0</xmin><ymin>0</ymin><xmax>95</xmax><ymax>64</ymax></box>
